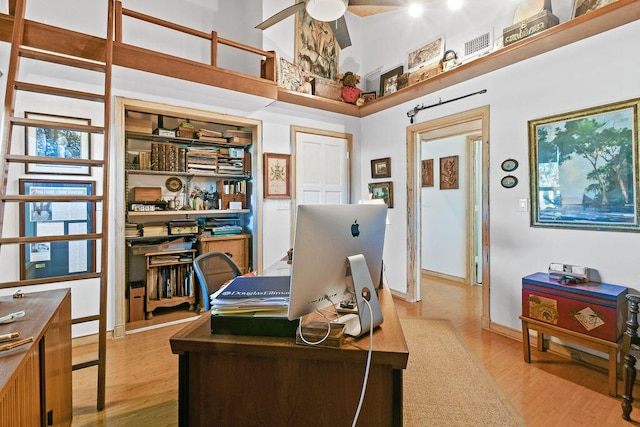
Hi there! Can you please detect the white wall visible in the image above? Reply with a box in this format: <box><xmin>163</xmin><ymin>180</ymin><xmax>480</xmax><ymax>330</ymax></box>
<box><xmin>360</xmin><ymin>19</ymin><xmax>640</xmax><ymax>331</ymax></box>
<box><xmin>1</xmin><ymin>0</ymin><xmax>639</xmax><ymax>337</ymax></box>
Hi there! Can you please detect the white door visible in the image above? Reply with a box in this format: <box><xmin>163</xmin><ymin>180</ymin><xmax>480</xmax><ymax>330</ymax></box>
<box><xmin>295</xmin><ymin>132</ymin><xmax>349</xmax><ymax>205</ymax></box>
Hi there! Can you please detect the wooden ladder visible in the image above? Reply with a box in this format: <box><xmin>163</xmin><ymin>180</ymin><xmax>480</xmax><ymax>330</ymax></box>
<box><xmin>0</xmin><ymin>0</ymin><xmax>113</xmax><ymax>410</ymax></box>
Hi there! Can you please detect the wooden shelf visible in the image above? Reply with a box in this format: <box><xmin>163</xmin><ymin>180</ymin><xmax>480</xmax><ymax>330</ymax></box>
<box><xmin>127</xmin><ymin>209</ymin><xmax>249</xmax><ymax>220</ymax></box>
<box><xmin>0</xmin><ymin>0</ymin><xmax>636</xmax><ymax>118</ymax></box>
<box><xmin>125</xmin><ymin>169</ymin><xmax>251</xmax><ymax>180</ymax></box>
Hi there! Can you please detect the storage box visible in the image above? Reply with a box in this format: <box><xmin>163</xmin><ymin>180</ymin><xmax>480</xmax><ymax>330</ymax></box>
<box><xmin>130</xmin><ymin>187</ymin><xmax>162</xmax><ymax>202</ymax></box>
<box><xmin>220</xmin><ymin>193</ymin><xmax>246</xmax><ymax>210</ymax></box>
<box><xmin>125</xmin><ymin>118</ymin><xmax>153</xmax><ymax>134</ymax></box>
<box><xmin>522</xmin><ymin>272</ymin><xmax>628</xmax><ymax>342</ymax></box>
<box><xmin>175</xmin><ymin>127</ymin><xmax>195</xmax><ymax>139</ymax></box>
<box><xmin>503</xmin><ymin>9</ymin><xmax>559</xmax><ymax>46</ymax></box>
<box><xmin>153</xmin><ymin>128</ymin><xmax>176</xmax><ymax>137</ymax></box>
<box><xmin>129</xmin><ymin>285</ymin><xmax>145</xmax><ymax>322</ymax></box>
<box><xmin>313</xmin><ymin>76</ymin><xmax>342</xmax><ymax>101</ymax></box>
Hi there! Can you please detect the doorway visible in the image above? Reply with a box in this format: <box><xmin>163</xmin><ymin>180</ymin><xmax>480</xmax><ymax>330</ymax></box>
<box><xmin>406</xmin><ymin>106</ymin><xmax>490</xmax><ymax>328</ymax></box>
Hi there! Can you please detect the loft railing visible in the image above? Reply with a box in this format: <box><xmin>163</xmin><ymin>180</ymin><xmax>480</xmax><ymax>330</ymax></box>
<box><xmin>113</xmin><ymin>1</ymin><xmax>276</xmax><ymax>82</ymax></box>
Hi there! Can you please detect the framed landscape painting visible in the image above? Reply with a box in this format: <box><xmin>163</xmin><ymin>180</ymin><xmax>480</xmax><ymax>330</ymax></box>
<box><xmin>528</xmin><ymin>98</ymin><xmax>640</xmax><ymax>231</ymax></box>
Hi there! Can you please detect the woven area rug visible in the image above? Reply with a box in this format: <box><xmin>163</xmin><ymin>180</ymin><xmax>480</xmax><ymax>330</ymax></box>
<box><xmin>401</xmin><ymin>318</ymin><xmax>526</xmax><ymax>426</ymax></box>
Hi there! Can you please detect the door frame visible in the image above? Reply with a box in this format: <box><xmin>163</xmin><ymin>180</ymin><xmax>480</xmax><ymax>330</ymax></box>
<box><xmin>406</xmin><ymin>106</ymin><xmax>491</xmax><ymax>328</ymax></box>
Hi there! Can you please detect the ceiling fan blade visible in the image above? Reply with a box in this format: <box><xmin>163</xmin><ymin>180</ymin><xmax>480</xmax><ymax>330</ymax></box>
<box><xmin>349</xmin><ymin>0</ymin><xmax>408</xmax><ymax>5</ymax></box>
<box><xmin>256</xmin><ymin>2</ymin><xmax>306</xmax><ymax>30</ymax></box>
<box><xmin>327</xmin><ymin>16</ymin><xmax>352</xmax><ymax>49</ymax></box>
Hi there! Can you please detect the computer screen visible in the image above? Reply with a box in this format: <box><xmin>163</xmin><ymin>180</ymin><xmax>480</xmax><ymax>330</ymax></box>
<box><xmin>287</xmin><ymin>204</ymin><xmax>387</xmax><ymax>323</ymax></box>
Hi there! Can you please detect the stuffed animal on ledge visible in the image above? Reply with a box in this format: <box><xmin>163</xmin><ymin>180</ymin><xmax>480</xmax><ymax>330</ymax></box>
<box><xmin>338</xmin><ymin>71</ymin><xmax>362</xmax><ymax>104</ymax></box>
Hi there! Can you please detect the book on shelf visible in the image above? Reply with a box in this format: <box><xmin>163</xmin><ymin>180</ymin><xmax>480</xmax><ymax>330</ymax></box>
<box><xmin>197</xmin><ymin>128</ymin><xmax>223</xmax><ymax>138</ymax></box>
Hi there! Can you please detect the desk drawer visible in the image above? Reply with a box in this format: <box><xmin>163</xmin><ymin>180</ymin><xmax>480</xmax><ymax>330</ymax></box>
<box><xmin>522</xmin><ymin>272</ymin><xmax>627</xmax><ymax>342</ymax></box>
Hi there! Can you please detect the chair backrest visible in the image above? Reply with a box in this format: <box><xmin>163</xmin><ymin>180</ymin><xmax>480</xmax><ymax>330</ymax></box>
<box><xmin>193</xmin><ymin>251</ymin><xmax>242</xmax><ymax>311</ymax></box>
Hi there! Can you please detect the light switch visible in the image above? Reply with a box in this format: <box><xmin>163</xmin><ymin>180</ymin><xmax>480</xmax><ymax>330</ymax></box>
<box><xmin>518</xmin><ymin>198</ymin><xmax>528</xmax><ymax>212</ymax></box>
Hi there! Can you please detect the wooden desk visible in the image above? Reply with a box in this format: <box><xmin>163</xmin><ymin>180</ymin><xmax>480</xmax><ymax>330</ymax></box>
<box><xmin>170</xmin><ymin>285</ymin><xmax>409</xmax><ymax>426</ymax></box>
<box><xmin>0</xmin><ymin>288</ymin><xmax>72</xmax><ymax>426</ymax></box>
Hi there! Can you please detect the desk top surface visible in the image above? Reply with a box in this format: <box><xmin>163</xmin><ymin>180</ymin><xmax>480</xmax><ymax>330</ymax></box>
<box><xmin>170</xmin><ymin>284</ymin><xmax>409</xmax><ymax>369</ymax></box>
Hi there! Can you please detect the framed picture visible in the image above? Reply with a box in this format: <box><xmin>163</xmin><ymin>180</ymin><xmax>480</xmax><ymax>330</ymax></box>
<box><xmin>368</xmin><ymin>181</ymin><xmax>394</xmax><ymax>208</ymax></box>
<box><xmin>19</xmin><ymin>179</ymin><xmax>96</xmax><ymax>280</ymax></box>
<box><xmin>379</xmin><ymin>65</ymin><xmax>403</xmax><ymax>98</ymax></box>
<box><xmin>407</xmin><ymin>36</ymin><xmax>445</xmax><ymax>71</ymax></box>
<box><xmin>440</xmin><ymin>155</ymin><xmax>459</xmax><ymax>190</ymax></box>
<box><xmin>361</xmin><ymin>91</ymin><xmax>377</xmax><ymax>104</ymax></box>
<box><xmin>264</xmin><ymin>153</ymin><xmax>291</xmax><ymax>198</ymax></box>
<box><xmin>421</xmin><ymin>159</ymin><xmax>434</xmax><ymax>187</ymax></box>
<box><xmin>295</xmin><ymin>6</ymin><xmax>338</xmax><ymax>80</ymax></box>
<box><xmin>528</xmin><ymin>98</ymin><xmax>640</xmax><ymax>231</ymax></box>
<box><xmin>573</xmin><ymin>0</ymin><xmax>619</xmax><ymax>18</ymax></box>
<box><xmin>25</xmin><ymin>112</ymin><xmax>91</xmax><ymax>175</ymax></box>
<box><xmin>371</xmin><ymin>157</ymin><xmax>391</xmax><ymax>179</ymax></box>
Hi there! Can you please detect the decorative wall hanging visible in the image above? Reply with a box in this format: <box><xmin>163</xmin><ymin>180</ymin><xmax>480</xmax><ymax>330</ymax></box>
<box><xmin>528</xmin><ymin>97</ymin><xmax>640</xmax><ymax>231</ymax></box>
<box><xmin>25</xmin><ymin>112</ymin><xmax>91</xmax><ymax>175</ymax></box>
<box><xmin>295</xmin><ymin>7</ymin><xmax>338</xmax><ymax>80</ymax></box>
<box><xmin>264</xmin><ymin>153</ymin><xmax>291</xmax><ymax>199</ymax></box>
<box><xmin>439</xmin><ymin>155</ymin><xmax>459</xmax><ymax>190</ymax></box>
<box><xmin>368</xmin><ymin>181</ymin><xmax>394</xmax><ymax>208</ymax></box>
<box><xmin>371</xmin><ymin>157</ymin><xmax>391</xmax><ymax>179</ymax></box>
<box><xmin>501</xmin><ymin>175</ymin><xmax>518</xmax><ymax>189</ymax></box>
<box><xmin>501</xmin><ymin>159</ymin><xmax>519</xmax><ymax>172</ymax></box>
<box><xmin>421</xmin><ymin>159</ymin><xmax>434</xmax><ymax>187</ymax></box>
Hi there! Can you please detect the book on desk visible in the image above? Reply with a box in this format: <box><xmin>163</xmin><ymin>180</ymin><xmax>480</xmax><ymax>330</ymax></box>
<box><xmin>210</xmin><ymin>275</ymin><xmax>297</xmax><ymax>337</ymax></box>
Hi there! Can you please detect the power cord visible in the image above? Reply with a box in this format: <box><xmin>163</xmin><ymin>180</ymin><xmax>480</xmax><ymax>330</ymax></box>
<box><xmin>352</xmin><ymin>297</ymin><xmax>373</xmax><ymax>427</ymax></box>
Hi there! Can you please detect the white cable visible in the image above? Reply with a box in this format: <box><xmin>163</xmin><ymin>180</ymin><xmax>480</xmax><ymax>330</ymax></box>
<box><xmin>352</xmin><ymin>298</ymin><xmax>374</xmax><ymax>427</ymax></box>
<box><xmin>297</xmin><ymin>314</ymin><xmax>332</xmax><ymax>345</ymax></box>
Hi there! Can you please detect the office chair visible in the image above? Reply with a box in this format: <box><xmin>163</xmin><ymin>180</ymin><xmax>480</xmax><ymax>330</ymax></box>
<box><xmin>193</xmin><ymin>251</ymin><xmax>242</xmax><ymax>312</ymax></box>
<box><xmin>622</xmin><ymin>294</ymin><xmax>640</xmax><ymax>420</ymax></box>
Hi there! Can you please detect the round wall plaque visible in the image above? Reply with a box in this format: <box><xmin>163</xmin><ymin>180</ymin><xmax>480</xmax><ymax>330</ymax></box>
<box><xmin>165</xmin><ymin>177</ymin><xmax>183</xmax><ymax>192</ymax></box>
<box><xmin>501</xmin><ymin>175</ymin><xmax>518</xmax><ymax>189</ymax></box>
<box><xmin>501</xmin><ymin>159</ymin><xmax>519</xmax><ymax>172</ymax></box>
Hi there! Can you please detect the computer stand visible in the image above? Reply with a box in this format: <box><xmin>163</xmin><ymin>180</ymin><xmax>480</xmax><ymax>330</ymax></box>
<box><xmin>347</xmin><ymin>254</ymin><xmax>384</xmax><ymax>336</ymax></box>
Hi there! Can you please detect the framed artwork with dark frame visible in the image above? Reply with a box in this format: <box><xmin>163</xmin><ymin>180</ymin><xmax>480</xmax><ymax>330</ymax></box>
<box><xmin>421</xmin><ymin>159</ymin><xmax>434</xmax><ymax>187</ymax></box>
<box><xmin>379</xmin><ymin>65</ymin><xmax>403</xmax><ymax>97</ymax></box>
<box><xmin>25</xmin><ymin>111</ymin><xmax>92</xmax><ymax>175</ymax></box>
<box><xmin>371</xmin><ymin>157</ymin><xmax>391</xmax><ymax>179</ymax></box>
<box><xmin>439</xmin><ymin>155</ymin><xmax>459</xmax><ymax>190</ymax></box>
<box><xmin>361</xmin><ymin>91</ymin><xmax>377</xmax><ymax>104</ymax></box>
<box><xmin>528</xmin><ymin>97</ymin><xmax>640</xmax><ymax>231</ymax></box>
<box><xmin>19</xmin><ymin>179</ymin><xmax>96</xmax><ymax>280</ymax></box>
<box><xmin>368</xmin><ymin>181</ymin><xmax>394</xmax><ymax>208</ymax></box>
<box><xmin>264</xmin><ymin>153</ymin><xmax>291</xmax><ymax>199</ymax></box>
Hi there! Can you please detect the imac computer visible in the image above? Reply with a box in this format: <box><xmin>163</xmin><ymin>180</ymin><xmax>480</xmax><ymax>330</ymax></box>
<box><xmin>287</xmin><ymin>203</ymin><xmax>387</xmax><ymax>337</ymax></box>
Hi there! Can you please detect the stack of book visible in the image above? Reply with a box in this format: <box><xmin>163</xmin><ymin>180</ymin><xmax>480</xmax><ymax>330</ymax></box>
<box><xmin>197</xmin><ymin>128</ymin><xmax>226</xmax><ymax>143</ymax></box>
<box><xmin>216</xmin><ymin>157</ymin><xmax>244</xmax><ymax>175</ymax></box>
<box><xmin>141</xmin><ymin>223</ymin><xmax>167</xmax><ymax>237</ymax></box>
<box><xmin>186</xmin><ymin>148</ymin><xmax>218</xmax><ymax>173</ymax></box>
<box><xmin>125</xmin><ymin>223</ymin><xmax>140</xmax><ymax>238</ymax></box>
<box><xmin>223</xmin><ymin>129</ymin><xmax>252</xmax><ymax>146</ymax></box>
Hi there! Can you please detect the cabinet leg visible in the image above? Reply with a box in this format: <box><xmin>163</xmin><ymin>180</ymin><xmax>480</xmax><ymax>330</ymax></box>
<box><xmin>521</xmin><ymin>321</ymin><xmax>531</xmax><ymax>363</ymax></box>
<box><xmin>536</xmin><ymin>331</ymin><xmax>545</xmax><ymax>352</ymax></box>
<box><xmin>622</xmin><ymin>353</ymin><xmax>636</xmax><ymax>420</ymax></box>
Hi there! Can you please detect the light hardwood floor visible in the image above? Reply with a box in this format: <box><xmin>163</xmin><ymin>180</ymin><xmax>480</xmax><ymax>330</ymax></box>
<box><xmin>71</xmin><ymin>276</ymin><xmax>637</xmax><ymax>426</ymax></box>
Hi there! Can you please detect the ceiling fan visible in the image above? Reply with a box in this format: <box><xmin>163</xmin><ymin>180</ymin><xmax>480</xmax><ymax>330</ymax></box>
<box><xmin>256</xmin><ymin>0</ymin><xmax>408</xmax><ymax>49</ymax></box>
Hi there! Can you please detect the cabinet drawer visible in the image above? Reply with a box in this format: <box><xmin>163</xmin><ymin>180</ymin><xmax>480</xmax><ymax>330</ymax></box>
<box><xmin>199</xmin><ymin>235</ymin><xmax>250</xmax><ymax>273</ymax></box>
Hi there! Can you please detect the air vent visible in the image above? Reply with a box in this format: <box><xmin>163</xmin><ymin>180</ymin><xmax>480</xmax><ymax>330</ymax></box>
<box><xmin>465</xmin><ymin>32</ymin><xmax>491</xmax><ymax>57</ymax></box>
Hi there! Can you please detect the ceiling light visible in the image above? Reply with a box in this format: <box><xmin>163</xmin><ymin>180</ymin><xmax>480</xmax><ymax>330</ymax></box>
<box><xmin>408</xmin><ymin>3</ymin><xmax>423</xmax><ymax>17</ymax></box>
<box><xmin>305</xmin><ymin>0</ymin><xmax>348</xmax><ymax>22</ymax></box>
<box><xmin>447</xmin><ymin>0</ymin><xmax>463</xmax><ymax>10</ymax></box>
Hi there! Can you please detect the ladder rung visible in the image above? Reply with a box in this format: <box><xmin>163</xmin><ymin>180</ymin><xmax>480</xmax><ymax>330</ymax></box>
<box><xmin>73</xmin><ymin>315</ymin><xmax>101</xmax><ymax>324</ymax></box>
<box><xmin>10</xmin><ymin>117</ymin><xmax>104</xmax><ymax>134</ymax></box>
<box><xmin>15</xmin><ymin>82</ymin><xmax>106</xmax><ymax>103</ymax></box>
<box><xmin>73</xmin><ymin>359</ymin><xmax>100</xmax><ymax>371</ymax></box>
<box><xmin>4</xmin><ymin>154</ymin><xmax>104</xmax><ymax>167</ymax></box>
<box><xmin>0</xmin><ymin>233</ymin><xmax>103</xmax><ymax>245</ymax></box>
<box><xmin>0</xmin><ymin>272</ymin><xmax>103</xmax><ymax>290</ymax></box>
<box><xmin>19</xmin><ymin>47</ymin><xmax>107</xmax><ymax>73</ymax></box>
<box><xmin>0</xmin><ymin>194</ymin><xmax>103</xmax><ymax>202</ymax></box>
